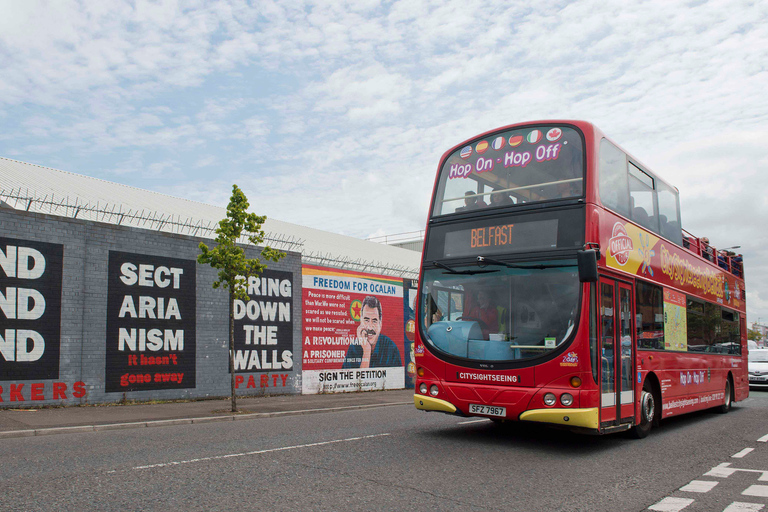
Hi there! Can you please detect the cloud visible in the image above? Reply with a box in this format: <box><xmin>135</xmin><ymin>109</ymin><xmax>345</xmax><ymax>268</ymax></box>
<box><xmin>194</xmin><ymin>155</ymin><xmax>217</xmax><ymax>168</ymax></box>
<box><xmin>1</xmin><ymin>0</ymin><xmax>767</xmax><ymax>322</ymax></box>
<box><xmin>307</xmin><ymin>64</ymin><xmax>412</xmax><ymax>122</ymax></box>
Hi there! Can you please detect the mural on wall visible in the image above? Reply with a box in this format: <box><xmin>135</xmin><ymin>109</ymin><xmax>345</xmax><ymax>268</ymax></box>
<box><xmin>232</xmin><ymin>268</ymin><xmax>294</xmax><ymax>377</ymax></box>
<box><xmin>105</xmin><ymin>251</ymin><xmax>196</xmax><ymax>392</ymax></box>
<box><xmin>0</xmin><ymin>237</ymin><xmax>63</xmax><ymax>381</ymax></box>
<box><xmin>301</xmin><ymin>265</ymin><xmax>404</xmax><ymax>394</ymax></box>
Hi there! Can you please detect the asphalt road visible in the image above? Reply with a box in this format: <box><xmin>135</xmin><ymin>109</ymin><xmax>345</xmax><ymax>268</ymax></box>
<box><xmin>2</xmin><ymin>390</ymin><xmax>768</xmax><ymax>512</ymax></box>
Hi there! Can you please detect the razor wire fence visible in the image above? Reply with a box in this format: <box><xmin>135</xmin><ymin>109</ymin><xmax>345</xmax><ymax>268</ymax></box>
<box><xmin>0</xmin><ymin>188</ymin><xmax>418</xmax><ymax>279</ymax></box>
<box><xmin>0</xmin><ymin>187</ymin><xmax>304</xmax><ymax>252</ymax></box>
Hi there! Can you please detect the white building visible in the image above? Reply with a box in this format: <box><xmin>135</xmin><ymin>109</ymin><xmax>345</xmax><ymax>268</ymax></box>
<box><xmin>0</xmin><ymin>156</ymin><xmax>421</xmax><ymax>278</ymax></box>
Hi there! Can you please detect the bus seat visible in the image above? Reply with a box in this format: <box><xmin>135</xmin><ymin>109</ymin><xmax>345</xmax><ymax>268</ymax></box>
<box><xmin>428</xmin><ymin>321</ymin><xmax>483</xmax><ymax>358</ymax></box>
<box><xmin>633</xmin><ymin>207</ymin><xmax>650</xmax><ymax>226</ymax></box>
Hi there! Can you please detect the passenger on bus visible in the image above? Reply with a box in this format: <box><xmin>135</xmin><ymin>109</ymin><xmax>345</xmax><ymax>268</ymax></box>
<box><xmin>542</xmin><ymin>140</ymin><xmax>582</xmax><ymax>199</ymax></box>
<box><xmin>490</xmin><ymin>190</ymin><xmax>513</xmax><ymax>207</ymax></box>
<box><xmin>633</xmin><ymin>207</ymin><xmax>651</xmax><ymax>228</ymax></box>
<box><xmin>456</xmin><ymin>191</ymin><xmax>487</xmax><ymax>211</ymax></box>
<box><xmin>732</xmin><ymin>253</ymin><xmax>743</xmax><ymax>277</ymax></box>
<box><xmin>658</xmin><ymin>215</ymin><xmax>669</xmax><ymax>237</ymax></box>
<box><xmin>464</xmin><ymin>290</ymin><xmax>498</xmax><ymax>339</ymax></box>
<box><xmin>717</xmin><ymin>250</ymin><xmax>729</xmax><ymax>270</ymax></box>
<box><xmin>701</xmin><ymin>237</ymin><xmax>714</xmax><ymax>262</ymax></box>
<box><xmin>425</xmin><ymin>295</ymin><xmax>443</xmax><ymax>325</ymax></box>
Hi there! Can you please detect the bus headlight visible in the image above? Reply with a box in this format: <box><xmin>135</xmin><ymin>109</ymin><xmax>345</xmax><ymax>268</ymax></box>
<box><xmin>560</xmin><ymin>393</ymin><xmax>574</xmax><ymax>406</ymax></box>
<box><xmin>430</xmin><ymin>385</ymin><xmax>439</xmax><ymax>397</ymax></box>
<box><xmin>419</xmin><ymin>383</ymin><xmax>428</xmax><ymax>394</ymax></box>
<box><xmin>543</xmin><ymin>393</ymin><xmax>557</xmax><ymax>406</ymax></box>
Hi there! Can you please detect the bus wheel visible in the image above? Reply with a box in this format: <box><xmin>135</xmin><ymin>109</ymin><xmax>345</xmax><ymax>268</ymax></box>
<box><xmin>716</xmin><ymin>378</ymin><xmax>732</xmax><ymax>414</ymax></box>
<box><xmin>630</xmin><ymin>383</ymin><xmax>655</xmax><ymax>439</ymax></box>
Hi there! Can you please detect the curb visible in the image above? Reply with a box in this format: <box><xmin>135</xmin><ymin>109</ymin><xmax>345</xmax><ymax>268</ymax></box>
<box><xmin>0</xmin><ymin>401</ymin><xmax>412</xmax><ymax>439</ymax></box>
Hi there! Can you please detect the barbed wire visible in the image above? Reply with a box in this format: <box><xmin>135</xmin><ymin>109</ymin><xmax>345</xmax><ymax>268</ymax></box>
<box><xmin>303</xmin><ymin>251</ymin><xmax>418</xmax><ymax>279</ymax></box>
<box><xmin>0</xmin><ymin>188</ymin><xmax>305</xmax><ymax>251</ymax></box>
<box><xmin>366</xmin><ymin>229</ymin><xmax>425</xmax><ymax>245</ymax></box>
<box><xmin>0</xmin><ymin>189</ymin><xmax>419</xmax><ymax>279</ymax></box>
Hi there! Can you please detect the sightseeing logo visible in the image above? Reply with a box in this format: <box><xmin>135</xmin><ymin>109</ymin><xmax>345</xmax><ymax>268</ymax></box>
<box><xmin>608</xmin><ymin>223</ymin><xmax>633</xmax><ymax>266</ymax></box>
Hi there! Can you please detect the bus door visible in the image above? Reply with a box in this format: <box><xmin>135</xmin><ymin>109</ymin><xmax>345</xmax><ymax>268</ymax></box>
<box><xmin>598</xmin><ymin>278</ymin><xmax>635</xmax><ymax>428</ymax></box>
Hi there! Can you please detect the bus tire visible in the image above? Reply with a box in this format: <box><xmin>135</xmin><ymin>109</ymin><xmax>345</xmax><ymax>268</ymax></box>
<box><xmin>716</xmin><ymin>378</ymin><xmax>732</xmax><ymax>414</ymax></box>
<box><xmin>630</xmin><ymin>382</ymin><xmax>656</xmax><ymax>439</ymax></box>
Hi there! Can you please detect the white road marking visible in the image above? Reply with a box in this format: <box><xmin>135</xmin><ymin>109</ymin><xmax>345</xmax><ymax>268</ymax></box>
<box><xmin>706</xmin><ymin>463</ymin><xmax>737</xmax><ymax>478</ymax></box>
<box><xmin>705</xmin><ymin>462</ymin><xmax>768</xmax><ymax>482</ymax></box>
<box><xmin>722</xmin><ymin>503</ymin><xmax>765</xmax><ymax>512</ymax></box>
<box><xmin>648</xmin><ymin>497</ymin><xmax>694</xmax><ymax>511</ymax></box>
<box><xmin>743</xmin><ymin>485</ymin><xmax>768</xmax><ymax>498</ymax></box>
<box><xmin>458</xmin><ymin>419</ymin><xmax>489</xmax><ymax>425</ymax></box>
<box><xmin>131</xmin><ymin>433</ymin><xmax>390</xmax><ymax>471</ymax></box>
<box><xmin>680</xmin><ymin>480</ymin><xmax>719</xmax><ymax>493</ymax></box>
<box><xmin>758</xmin><ymin>434</ymin><xmax>768</xmax><ymax>443</ymax></box>
<box><xmin>733</xmin><ymin>448</ymin><xmax>755</xmax><ymax>459</ymax></box>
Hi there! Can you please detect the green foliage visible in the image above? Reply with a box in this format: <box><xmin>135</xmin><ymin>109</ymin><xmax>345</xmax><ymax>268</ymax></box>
<box><xmin>198</xmin><ymin>184</ymin><xmax>285</xmax><ymax>300</ymax></box>
<box><xmin>748</xmin><ymin>329</ymin><xmax>762</xmax><ymax>341</ymax></box>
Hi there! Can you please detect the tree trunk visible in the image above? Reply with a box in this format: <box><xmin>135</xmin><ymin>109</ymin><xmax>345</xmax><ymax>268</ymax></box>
<box><xmin>230</xmin><ymin>289</ymin><xmax>237</xmax><ymax>412</ymax></box>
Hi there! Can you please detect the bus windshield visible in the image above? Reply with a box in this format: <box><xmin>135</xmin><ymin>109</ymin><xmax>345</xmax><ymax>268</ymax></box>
<box><xmin>420</xmin><ymin>260</ymin><xmax>580</xmax><ymax>362</ymax></box>
<box><xmin>433</xmin><ymin>125</ymin><xmax>584</xmax><ymax>216</ymax></box>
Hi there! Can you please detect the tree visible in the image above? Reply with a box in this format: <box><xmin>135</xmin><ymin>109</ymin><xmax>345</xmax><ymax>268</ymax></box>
<box><xmin>198</xmin><ymin>185</ymin><xmax>285</xmax><ymax>412</ymax></box>
<box><xmin>748</xmin><ymin>329</ymin><xmax>762</xmax><ymax>342</ymax></box>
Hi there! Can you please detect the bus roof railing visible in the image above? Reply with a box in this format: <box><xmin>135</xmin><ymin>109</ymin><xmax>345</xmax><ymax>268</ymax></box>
<box><xmin>444</xmin><ymin>178</ymin><xmax>582</xmax><ymax>204</ymax></box>
<box><xmin>681</xmin><ymin>228</ymin><xmax>743</xmax><ymax>278</ymax></box>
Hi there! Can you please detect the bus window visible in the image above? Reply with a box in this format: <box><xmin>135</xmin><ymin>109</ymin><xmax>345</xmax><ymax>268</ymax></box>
<box><xmin>719</xmin><ymin>309</ymin><xmax>741</xmax><ymax>354</ymax></box>
<box><xmin>703</xmin><ymin>302</ymin><xmax>721</xmax><ymax>351</ymax></box>
<box><xmin>420</xmin><ymin>261</ymin><xmax>580</xmax><ymax>362</ymax></box>
<box><xmin>657</xmin><ymin>181</ymin><xmax>683</xmax><ymax>246</ymax></box>
<box><xmin>598</xmin><ymin>139</ymin><xmax>630</xmax><ymax>217</ymax></box>
<box><xmin>432</xmin><ymin>125</ymin><xmax>584</xmax><ymax>216</ymax></box>
<box><xmin>636</xmin><ymin>281</ymin><xmax>663</xmax><ymax>350</ymax></box>
<box><xmin>686</xmin><ymin>298</ymin><xmax>706</xmax><ymax>352</ymax></box>
<box><xmin>629</xmin><ymin>163</ymin><xmax>659</xmax><ymax>233</ymax></box>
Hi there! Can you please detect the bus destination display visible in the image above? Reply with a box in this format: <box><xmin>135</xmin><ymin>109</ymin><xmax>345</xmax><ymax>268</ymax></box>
<box><xmin>443</xmin><ymin>218</ymin><xmax>558</xmax><ymax>258</ymax></box>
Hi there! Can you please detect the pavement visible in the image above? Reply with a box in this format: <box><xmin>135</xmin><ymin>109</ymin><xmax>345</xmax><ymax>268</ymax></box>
<box><xmin>0</xmin><ymin>388</ymin><xmax>415</xmax><ymax>439</ymax></box>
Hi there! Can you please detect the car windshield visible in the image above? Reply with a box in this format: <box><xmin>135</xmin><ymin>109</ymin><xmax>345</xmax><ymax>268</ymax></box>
<box><xmin>749</xmin><ymin>350</ymin><xmax>768</xmax><ymax>362</ymax></box>
<box><xmin>432</xmin><ymin>125</ymin><xmax>584</xmax><ymax>216</ymax></box>
<box><xmin>419</xmin><ymin>260</ymin><xmax>580</xmax><ymax>362</ymax></box>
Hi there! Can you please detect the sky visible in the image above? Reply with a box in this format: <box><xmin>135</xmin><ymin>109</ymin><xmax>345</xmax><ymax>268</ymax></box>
<box><xmin>0</xmin><ymin>0</ymin><xmax>767</xmax><ymax>323</ymax></box>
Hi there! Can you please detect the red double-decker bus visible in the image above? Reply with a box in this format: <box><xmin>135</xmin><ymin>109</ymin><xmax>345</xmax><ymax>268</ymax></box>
<box><xmin>414</xmin><ymin>120</ymin><xmax>747</xmax><ymax>437</ymax></box>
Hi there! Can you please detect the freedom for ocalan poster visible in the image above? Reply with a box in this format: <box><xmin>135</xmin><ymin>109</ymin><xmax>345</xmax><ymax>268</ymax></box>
<box><xmin>301</xmin><ymin>265</ymin><xmax>404</xmax><ymax>394</ymax></box>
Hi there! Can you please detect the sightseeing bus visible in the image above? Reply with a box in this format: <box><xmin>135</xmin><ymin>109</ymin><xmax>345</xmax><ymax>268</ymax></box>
<box><xmin>413</xmin><ymin>120</ymin><xmax>747</xmax><ymax>437</ymax></box>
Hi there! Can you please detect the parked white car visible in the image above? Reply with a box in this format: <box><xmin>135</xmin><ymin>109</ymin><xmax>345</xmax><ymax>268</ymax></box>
<box><xmin>748</xmin><ymin>348</ymin><xmax>768</xmax><ymax>389</ymax></box>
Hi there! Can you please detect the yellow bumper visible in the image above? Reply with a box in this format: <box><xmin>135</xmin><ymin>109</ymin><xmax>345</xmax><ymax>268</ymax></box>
<box><xmin>519</xmin><ymin>408</ymin><xmax>599</xmax><ymax>430</ymax></box>
<box><xmin>414</xmin><ymin>394</ymin><xmax>457</xmax><ymax>414</ymax></box>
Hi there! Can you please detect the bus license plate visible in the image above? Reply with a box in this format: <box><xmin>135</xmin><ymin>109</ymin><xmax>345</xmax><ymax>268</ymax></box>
<box><xmin>469</xmin><ymin>404</ymin><xmax>506</xmax><ymax>417</ymax></box>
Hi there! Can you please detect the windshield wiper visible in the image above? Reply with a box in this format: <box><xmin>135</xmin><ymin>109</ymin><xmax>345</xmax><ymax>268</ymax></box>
<box><xmin>476</xmin><ymin>256</ymin><xmax>577</xmax><ymax>270</ymax></box>
<box><xmin>432</xmin><ymin>261</ymin><xmax>498</xmax><ymax>275</ymax></box>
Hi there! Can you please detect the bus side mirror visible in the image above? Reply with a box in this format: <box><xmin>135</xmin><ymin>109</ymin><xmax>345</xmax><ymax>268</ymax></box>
<box><xmin>577</xmin><ymin>249</ymin><xmax>599</xmax><ymax>283</ymax></box>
